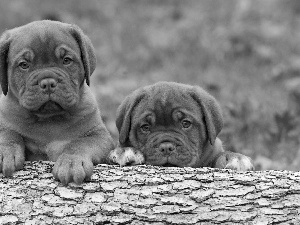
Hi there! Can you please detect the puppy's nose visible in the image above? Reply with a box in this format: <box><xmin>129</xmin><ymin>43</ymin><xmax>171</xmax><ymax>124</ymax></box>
<box><xmin>39</xmin><ymin>78</ymin><xmax>57</xmax><ymax>93</ymax></box>
<box><xmin>158</xmin><ymin>142</ymin><xmax>175</xmax><ymax>154</ymax></box>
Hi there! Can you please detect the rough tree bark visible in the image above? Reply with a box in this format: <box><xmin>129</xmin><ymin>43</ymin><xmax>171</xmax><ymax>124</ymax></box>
<box><xmin>0</xmin><ymin>162</ymin><xmax>300</xmax><ymax>225</ymax></box>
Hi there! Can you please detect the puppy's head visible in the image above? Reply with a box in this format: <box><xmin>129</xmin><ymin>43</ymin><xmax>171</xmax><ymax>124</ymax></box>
<box><xmin>116</xmin><ymin>81</ymin><xmax>223</xmax><ymax>167</ymax></box>
<box><xmin>0</xmin><ymin>20</ymin><xmax>96</xmax><ymax>117</ymax></box>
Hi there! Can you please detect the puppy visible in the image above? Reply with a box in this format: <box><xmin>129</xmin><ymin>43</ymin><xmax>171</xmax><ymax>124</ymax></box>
<box><xmin>109</xmin><ymin>81</ymin><xmax>254</xmax><ymax>171</ymax></box>
<box><xmin>0</xmin><ymin>20</ymin><xmax>114</xmax><ymax>184</ymax></box>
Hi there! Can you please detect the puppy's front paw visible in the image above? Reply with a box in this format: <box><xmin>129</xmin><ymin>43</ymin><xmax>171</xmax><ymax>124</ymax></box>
<box><xmin>214</xmin><ymin>152</ymin><xmax>254</xmax><ymax>171</ymax></box>
<box><xmin>0</xmin><ymin>143</ymin><xmax>25</xmax><ymax>177</ymax></box>
<box><xmin>108</xmin><ymin>147</ymin><xmax>144</xmax><ymax>166</ymax></box>
<box><xmin>52</xmin><ymin>153</ymin><xmax>93</xmax><ymax>185</ymax></box>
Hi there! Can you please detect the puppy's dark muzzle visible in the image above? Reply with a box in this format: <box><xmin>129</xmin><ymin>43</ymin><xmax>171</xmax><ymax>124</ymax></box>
<box><xmin>22</xmin><ymin>68</ymin><xmax>70</xmax><ymax>114</ymax></box>
<box><xmin>29</xmin><ymin>68</ymin><xmax>64</xmax><ymax>88</ymax></box>
<box><xmin>33</xmin><ymin>69</ymin><xmax>61</xmax><ymax>94</ymax></box>
<box><xmin>143</xmin><ymin>134</ymin><xmax>194</xmax><ymax>167</ymax></box>
<box><xmin>39</xmin><ymin>78</ymin><xmax>58</xmax><ymax>94</ymax></box>
<box><xmin>158</xmin><ymin>142</ymin><xmax>176</xmax><ymax>156</ymax></box>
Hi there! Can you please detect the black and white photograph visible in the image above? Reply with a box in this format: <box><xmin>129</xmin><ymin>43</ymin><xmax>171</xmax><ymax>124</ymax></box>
<box><xmin>1</xmin><ymin>0</ymin><xmax>300</xmax><ymax>224</ymax></box>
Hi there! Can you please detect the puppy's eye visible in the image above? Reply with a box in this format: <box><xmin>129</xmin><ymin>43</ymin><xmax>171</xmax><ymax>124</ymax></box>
<box><xmin>140</xmin><ymin>124</ymin><xmax>150</xmax><ymax>133</ymax></box>
<box><xmin>19</xmin><ymin>61</ymin><xmax>29</xmax><ymax>70</ymax></box>
<box><xmin>181</xmin><ymin>120</ymin><xmax>192</xmax><ymax>129</ymax></box>
<box><xmin>63</xmin><ymin>57</ymin><xmax>73</xmax><ymax>65</ymax></box>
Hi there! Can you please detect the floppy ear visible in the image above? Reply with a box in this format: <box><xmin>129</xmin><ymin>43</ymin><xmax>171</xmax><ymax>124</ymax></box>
<box><xmin>116</xmin><ymin>89</ymin><xmax>146</xmax><ymax>147</ymax></box>
<box><xmin>69</xmin><ymin>25</ymin><xmax>96</xmax><ymax>86</ymax></box>
<box><xmin>190</xmin><ymin>86</ymin><xmax>223</xmax><ymax>145</ymax></box>
<box><xmin>0</xmin><ymin>31</ymin><xmax>11</xmax><ymax>96</ymax></box>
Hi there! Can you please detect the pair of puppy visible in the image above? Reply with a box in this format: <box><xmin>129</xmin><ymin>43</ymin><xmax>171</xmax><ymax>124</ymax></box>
<box><xmin>0</xmin><ymin>21</ymin><xmax>253</xmax><ymax>185</ymax></box>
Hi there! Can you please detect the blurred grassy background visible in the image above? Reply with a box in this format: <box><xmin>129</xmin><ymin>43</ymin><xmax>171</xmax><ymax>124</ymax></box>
<box><xmin>2</xmin><ymin>0</ymin><xmax>300</xmax><ymax>170</ymax></box>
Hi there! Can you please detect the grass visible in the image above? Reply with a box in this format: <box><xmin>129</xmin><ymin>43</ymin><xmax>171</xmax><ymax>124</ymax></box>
<box><xmin>1</xmin><ymin>0</ymin><xmax>300</xmax><ymax>170</ymax></box>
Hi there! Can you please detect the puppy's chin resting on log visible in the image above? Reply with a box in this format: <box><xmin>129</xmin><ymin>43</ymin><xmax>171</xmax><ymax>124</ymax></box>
<box><xmin>109</xmin><ymin>81</ymin><xmax>254</xmax><ymax>171</ymax></box>
<box><xmin>0</xmin><ymin>20</ymin><xmax>114</xmax><ymax>184</ymax></box>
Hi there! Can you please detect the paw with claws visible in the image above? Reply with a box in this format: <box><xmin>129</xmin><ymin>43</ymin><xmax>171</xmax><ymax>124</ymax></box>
<box><xmin>52</xmin><ymin>153</ymin><xmax>94</xmax><ymax>185</ymax></box>
<box><xmin>0</xmin><ymin>143</ymin><xmax>25</xmax><ymax>177</ymax></box>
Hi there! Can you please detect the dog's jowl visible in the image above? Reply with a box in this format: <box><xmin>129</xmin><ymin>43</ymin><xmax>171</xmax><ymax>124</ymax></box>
<box><xmin>109</xmin><ymin>81</ymin><xmax>254</xmax><ymax>171</ymax></box>
<box><xmin>0</xmin><ymin>20</ymin><xmax>114</xmax><ymax>184</ymax></box>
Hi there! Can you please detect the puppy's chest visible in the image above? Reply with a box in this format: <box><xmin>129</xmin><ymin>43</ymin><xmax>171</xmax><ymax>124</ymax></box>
<box><xmin>24</xmin><ymin>138</ymin><xmax>70</xmax><ymax>161</ymax></box>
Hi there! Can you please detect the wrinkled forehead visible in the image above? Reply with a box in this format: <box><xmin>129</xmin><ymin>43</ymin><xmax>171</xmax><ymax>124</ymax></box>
<box><xmin>134</xmin><ymin>88</ymin><xmax>202</xmax><ymax>123</ymax></box>
<box><xmin>151</xmin><ymin>84</ymin><xmax>196</xmax><ymax>110</ymax></box>
<box><xmin>8</xmin><ymin>24</ymin><xmax>79</xmax><ymax>58</ymax></box>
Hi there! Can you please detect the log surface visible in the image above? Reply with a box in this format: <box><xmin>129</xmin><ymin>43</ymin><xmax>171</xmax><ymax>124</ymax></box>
<box><xmin>1</xmin><ymin>161</ymin><xmax>300</xmax><ymax>224</ymax></box>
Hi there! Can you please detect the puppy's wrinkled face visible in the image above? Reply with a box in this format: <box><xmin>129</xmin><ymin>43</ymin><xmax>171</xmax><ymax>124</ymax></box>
<box><xmin>7</xmin><ymin>24</ymin><xmax>84</xmax><ymax>116</ymax></box>
<box><xmin>130</xmin><ymin>90</ymin><xmax>207</xmax><ymax>167</ymax></box>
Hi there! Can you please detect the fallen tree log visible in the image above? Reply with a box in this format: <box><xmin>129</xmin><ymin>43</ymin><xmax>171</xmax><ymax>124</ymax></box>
<box><xmin>0</xmin><ymin>161</ymin><xmax>300</xmax><ymax>224</ymax></box>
